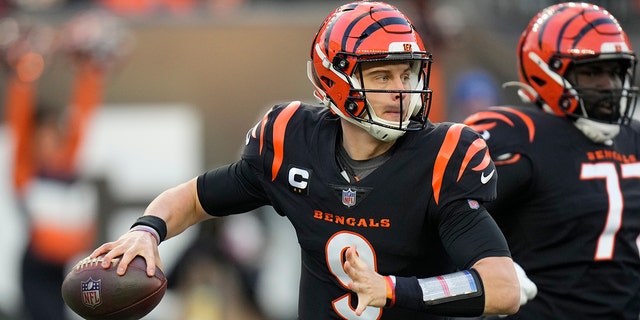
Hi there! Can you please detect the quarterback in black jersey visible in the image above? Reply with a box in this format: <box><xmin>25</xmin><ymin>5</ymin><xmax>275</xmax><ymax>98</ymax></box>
<box><xmin>464</xmin><ymin>3</ymin><xmax>640</xmax><ymax>320</ymax></box>
<box><xmin>90</xmin><ymin>2</ymin><xmax>520</xmax><ymax>319</ymax></box>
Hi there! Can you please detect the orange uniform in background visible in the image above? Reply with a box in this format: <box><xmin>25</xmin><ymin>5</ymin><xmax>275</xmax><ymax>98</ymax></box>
<box><xmin>0</xmin><ymin>14</ymin><xmax>120</xmax><ymax>319</ymax></box>
<box><xmin>7</xmin><ymin>60</ymin><xmax>104</xmax><ymax>265</ymax></box>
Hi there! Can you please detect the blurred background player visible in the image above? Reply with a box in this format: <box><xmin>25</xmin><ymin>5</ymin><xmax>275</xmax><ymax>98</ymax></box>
<box><xmin>1</xmin><ymin>11</ymin><xmax>129</xmax><ymax>320</ymax></box>
<box><xmin>464</xmin><ymin>2</ymin><xmax>640</xmax><ymax>319</ymax></box>
<box><xmin>89</xmin><ymin>1</ymin><xmax>521</xmax><ymax>319</ymax></box>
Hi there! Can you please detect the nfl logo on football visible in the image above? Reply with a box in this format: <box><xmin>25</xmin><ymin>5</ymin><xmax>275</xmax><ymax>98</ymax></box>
<box><xmin>342</xmin><ymin>188</ymin><xmax>356</xmax><ymax>207</ymax></box>
<box><xmin>81</xmin><ymin>277</ymin><xmax>102</xmax><ymax>308</ymax></box>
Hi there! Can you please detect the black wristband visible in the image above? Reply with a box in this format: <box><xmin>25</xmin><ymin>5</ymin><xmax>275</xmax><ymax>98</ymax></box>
<box><xmin>130</xmin><ymin>216</ymin><xmax>167</xmax><ymax>244</ymax></box>
<box><xmin>394</xmin><ymin>276</ymin><xmax>423</xmax><ymax>310</ymax></box>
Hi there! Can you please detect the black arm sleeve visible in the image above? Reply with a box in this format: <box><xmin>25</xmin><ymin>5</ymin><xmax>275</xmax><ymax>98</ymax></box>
<box><xmin>196</xmin><ymin>159</ymin><xmax>270</xmax><ymax>216</ymax></box>
<box><xmin>390</xmin><ymin>201</ymin><xmax>507</xmax><ymax>316</ymax></box>
<box><xmin>438</xmin><ymin>199</ymin><xmax>511</xmax><ymax>269</ymax></box>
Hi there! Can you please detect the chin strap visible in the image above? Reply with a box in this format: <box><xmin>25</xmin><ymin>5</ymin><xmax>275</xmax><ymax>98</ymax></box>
<box><xmin>574</xmin><ymin>118</ymin><xmax>619</xmax><ymax>145</ymax></box>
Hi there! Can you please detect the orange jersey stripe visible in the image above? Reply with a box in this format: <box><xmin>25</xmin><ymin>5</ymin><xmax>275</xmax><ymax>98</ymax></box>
<box><xmin>463</xmin><ymin>111</ymin><xmax>513</xmax><ymax>126</ymax></box>
<box><xmin>458</xmin><ymin>138</ymin><xmax>489</xmax><ymax>181</ymax></box>
<box><xmin>270</xmin><ymin>101</ymin><xmax>301</xmax><ymax>181</ymax></box>
<box><xmin>472</xmin><ymin>149</ymin><xmax>492</xmax><ymax>172</ymax></box>
<box><xmin>464</xmin><ymin>110</ymin><xmax>514</xmax><ymax>127</ymax></box>
<box><xmin>258</xmin><ymin>116</ymin><xmax>268</xmax><ymax>154</ymax></box>
<box><xmin>432</xmin><ymin>123</ymin><xmax>465</xmax><ymax>204</ymax></box>
<box><xmin>466</xmin><ymin>122</ymin><xmax>496</xmax><ymax>133</ymax></box>
<box><xmin>255</xmin><ymin>107</ymin><xmax>274</xmax><ymax>154</ymax></box>
<box><xmin>491</xmin><ymin>107</ymin><xmax>536</xmax><ymax>142</ymax></box>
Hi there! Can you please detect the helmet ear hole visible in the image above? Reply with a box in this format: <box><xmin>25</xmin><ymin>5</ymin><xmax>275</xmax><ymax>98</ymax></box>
<box><xmin>345</xmin><ymin>99</ymin><xmax>359</xmax><ymax>114</ymax></box>
<box><xmin>549</xmin><ymin>58</ymin><xmax>563</xmax><ymax>71</ymax></box>
<box><xmin>333</xmin><ymin>56</ymin><xmax>349</xmax><ymax>71</ymax></box>
<box><xmin>559</xmin><ymin>96</ymin><xmax>572</xmax><ymax>110</ymax></box>
<box><xmin>320</xmin><ymin>75</ymin><xmax>335</xmax><ymax>89</ymax></box>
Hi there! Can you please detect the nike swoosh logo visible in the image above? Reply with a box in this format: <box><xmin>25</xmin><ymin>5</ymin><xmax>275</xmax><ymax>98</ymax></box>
<box><xmin>481</xmin><ymin>130</ymin><xmax>491</xmax><ymax>140</ymax></box>
<box><xmin>480</xmin><ymin>169</ymin><xmax>495</xmax><ymax>184</ymax></box>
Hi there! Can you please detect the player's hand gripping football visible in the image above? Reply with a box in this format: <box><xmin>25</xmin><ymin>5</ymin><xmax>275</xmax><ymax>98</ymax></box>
<box><xmin>343</xmin><ymin>245</ymin><xmax>387</xmax><ymax>315</ymax></box>
<box><xmin>90</xmin><ymin>229</ymin><xmax>163</xmax><ymax>277</ymax></box>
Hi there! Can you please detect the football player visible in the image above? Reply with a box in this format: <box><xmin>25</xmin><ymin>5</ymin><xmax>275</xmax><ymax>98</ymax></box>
<box><xmin>464</xmin><ymin>2</ymin><xmax>640</xmax><ymax>319</ymax></box>
<box><xmin>91</xmin><ymin>2</ymin><xmax>520</xmax><ymax>319</ymax></box>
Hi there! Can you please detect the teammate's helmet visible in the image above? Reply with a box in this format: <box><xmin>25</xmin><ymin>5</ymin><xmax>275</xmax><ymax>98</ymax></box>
<box><xmin>308</xmin><ymin>1</ymin><xmax>432</xmax><ymax>142</ymax></box>
<box><xmin>517</xmin><ymin>2</ymin><xmax>638</xmax><ymax>128</ymax></box>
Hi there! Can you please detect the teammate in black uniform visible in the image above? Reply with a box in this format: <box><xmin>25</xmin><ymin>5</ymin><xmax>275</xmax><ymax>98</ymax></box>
<box><xmin>464</xmin><ymin>3</ymin><xmax>640</xmax><ymax>319</ymax></box>
<box><xmin>90</xmin><ymin>2</ymin><xmax>520</xmax><ymax>319</ymax></box>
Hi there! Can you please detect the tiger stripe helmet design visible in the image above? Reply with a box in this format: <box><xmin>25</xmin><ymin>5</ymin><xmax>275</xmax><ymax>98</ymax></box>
<box><xmin>307</xmin><ymin>1</ymin><xmax>432</xmax><ymax>142</ymax></box>
<box><xmin>517</xmin><ymin>2</ymin><xmax>638</xmax><ymax>125</ymax></box>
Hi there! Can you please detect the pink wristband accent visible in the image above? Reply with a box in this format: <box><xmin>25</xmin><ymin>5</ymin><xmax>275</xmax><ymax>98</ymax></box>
<box><xmin>130</xmin><ymin>225</ymin><xmax>160</xmax><ymax>245</ymax></box>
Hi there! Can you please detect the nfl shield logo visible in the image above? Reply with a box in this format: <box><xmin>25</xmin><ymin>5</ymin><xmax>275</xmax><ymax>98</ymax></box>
<box><xmin>467</xmin><ymin>199</ymin><xmax>480</xmax><ymax>209</ymax></box>
<box><xmin>342</xmin><ymin>188</ymin><xmax>357</xmax><ymax>207</ymax></box>
<box><xmin>81</xmin><ymin>277</ymin><xmax>102</xmax><ymax>308</ymax></box>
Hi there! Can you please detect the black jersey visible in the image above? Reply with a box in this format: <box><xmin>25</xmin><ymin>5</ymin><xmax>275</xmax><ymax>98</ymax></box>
<box><xmin>465</xmin><ymin>106</ymin><xmax>640</xmax><ymax>319</ymax></box>
<box><xmin>198</xmin><ymin>101</ymin><xmax>511</xmax><ymax>320</ymax></box>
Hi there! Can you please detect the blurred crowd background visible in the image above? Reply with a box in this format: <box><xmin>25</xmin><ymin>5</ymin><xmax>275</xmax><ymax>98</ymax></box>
<box><xmin>0</xmin><ymin>0</ymin><xmax>638</xmax><ymax>319</ymax></box>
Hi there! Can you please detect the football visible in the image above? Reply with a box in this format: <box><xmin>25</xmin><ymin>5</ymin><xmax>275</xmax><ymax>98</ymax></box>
<box><xmin>61</xmin><ymin>255</ymin><xmax>167</xmax><ymax>320</ymax></box>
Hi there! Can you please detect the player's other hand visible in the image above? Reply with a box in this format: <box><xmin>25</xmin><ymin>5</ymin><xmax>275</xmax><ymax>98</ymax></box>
<box><xmin>514</xmin><ymin>262</ymin><xmax>537</xmax><ymax>305</ymax></box>
<box><xmin>342</xmin><ymin>244</ymin><xmax>386</xmax><ymax>315</ymax></box>
<box><xmin>497</xmin><ymin>262</ymin><xmax>538</xmax><ymax>318</ymax></box>
<box><xmin>90</xmin><ymin>230</ymin><xmax>162</xmax><ymax>277</ymax></box>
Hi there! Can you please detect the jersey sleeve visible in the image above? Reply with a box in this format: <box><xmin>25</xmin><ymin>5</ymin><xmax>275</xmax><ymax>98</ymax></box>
<box><xmin>196</xmin><ymin>103</ymin><xmax>299</xmax><ymax>216</ymax></box>
<box><xmin>463</xmin><ymin>106</ymin><xmax>533</xmax><ymax>162</ymax></box>
<box><xmin>241</xmin><ymin>102</ymin><xmax>302</xmax><ymax>181</ymax></box>
<box><xmin>197</xmin><ymin>160</ymin><xmax>269</xmax><ymax>216</ymax></box>
<box><xmin>438</xmin><ymin>199</ymin><xmax>511</xmax><ymax>269</ymax></box>
<box><xmin>464</xmin><ymin>107</ymin><xmax>536</xmax><ymax>217</ymax></box>
<box><xmin>432</xmin><ymin>123</ymin><xmax>497</xmax><ymax>207</ymax></box>
<box><xmin>198</xmin><ymin>102</ymin><xmax>305</xmax><ymax>216</ymax></box>
<box><xmin>426</xmin><ymin>124</ymin><xmax>510</xmax><ymax>268</ymax></box>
